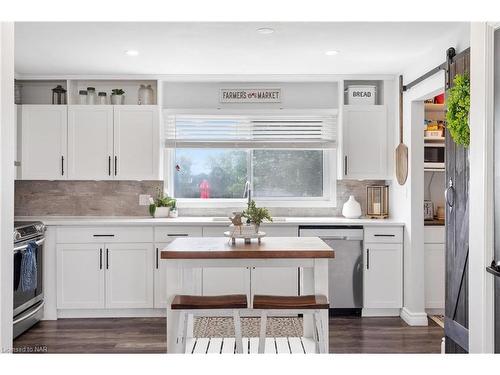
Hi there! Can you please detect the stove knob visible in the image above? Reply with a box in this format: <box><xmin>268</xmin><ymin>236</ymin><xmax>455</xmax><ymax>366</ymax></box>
<box><xmin>13</xmin><ymin>231</ymin><xmax>21</xmax><ymax>241</ymax></box>
<box><xmin>35</xmin><ymin>224</ymin><xmax>46</xmax><ymax>233</ymax></box>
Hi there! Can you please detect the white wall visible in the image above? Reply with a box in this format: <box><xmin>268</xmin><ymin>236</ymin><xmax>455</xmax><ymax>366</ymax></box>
<box><xmin>392</xmin><ymin>25</ymin><xmax>470</xmax><ymax>326</ymax></box>
<box><xmin>0</xmin><ymin>22</ymin><xmax>15</xmax><ymax>353</ymax></box>
<box><xmin>162</xmin><ymin>81</ymin><xmax>339</xmax><ymax>109</ymax></box>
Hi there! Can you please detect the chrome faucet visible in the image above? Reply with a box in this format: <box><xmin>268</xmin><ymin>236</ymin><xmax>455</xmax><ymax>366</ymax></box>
<box><xmin>243</xmin><ymin>180</ymin><xmax>251</xmax><ymax>206</ymax></box>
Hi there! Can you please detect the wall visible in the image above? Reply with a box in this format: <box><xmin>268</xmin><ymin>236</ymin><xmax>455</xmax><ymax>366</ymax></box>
<box><xmin>0</xmin><ymin>22</ymin><xmax>15</xmax><ymax>353</ymax></box>
<box><xmin>14</xmin><ymin>179</ymin><xmax>384</xmax><ymax>217</ymax></box>
<box><xmin>163</xmin><ymin>81</ymin><xmax>339</xmax><ymax>109</ymax></box>
<box><xmin>391</xmin><ymin>24</ymin><xmax>470</xmax><ymax>326</ymax></box>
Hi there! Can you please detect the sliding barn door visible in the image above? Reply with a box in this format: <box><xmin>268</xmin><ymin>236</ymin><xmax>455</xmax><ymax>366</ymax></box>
<box><xmin>444</xmin><ymin>47</ymin><xmax>470</xmax><ymax>353</ymax></box>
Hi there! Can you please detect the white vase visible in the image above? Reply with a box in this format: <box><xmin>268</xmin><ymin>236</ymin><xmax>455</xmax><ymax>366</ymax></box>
<box><xmin>342</xmin><ymin>195</ymin><xmax>362</xmax><ymax>219</ymax></box>
<box><xmin>154</xmin><ymin>207</ymin><xmax>170</xmax><ymax>218</ymax></box>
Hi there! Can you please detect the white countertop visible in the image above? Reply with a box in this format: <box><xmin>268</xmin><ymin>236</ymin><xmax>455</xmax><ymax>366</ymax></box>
<box><xmin>15</xmin><ymin>216</ymin><xmax>405</xmax><ymax>227</ymax></box>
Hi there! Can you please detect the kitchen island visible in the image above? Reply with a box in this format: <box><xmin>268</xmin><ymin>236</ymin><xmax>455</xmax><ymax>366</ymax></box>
<box><xmin>161</xmin><ymin>236</ymin><xmax>334</xmax><ymax>353</ymax></box>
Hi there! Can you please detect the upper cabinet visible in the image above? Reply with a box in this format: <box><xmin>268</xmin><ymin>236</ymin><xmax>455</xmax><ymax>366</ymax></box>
<box><xmin>67</xmin><ymin>105</ymin><xmax>114</xmax><ymax>180</ymax></box>
<box><xmin>113</xmin><ymin>106</ymin><xmax>160</xmax><ymax>180</ymax></box>
<box><xmin>18</xmin><ymin>105</ymin><xmax>160</xmax><ymax>181</ymax></box>
<box><xmin>20</xmin><ymin>105</ymin><xmax>68</xmax><ymax>180</ymax></box>
<box><xmin>339</xmin><ymin>79</ymin><xmax>395</xmax><ymax>180</ymax></box>
<box><xmin>342</xmin><ymin>105</ymin><xmax>388</xmax><ymax>179</ymax></box>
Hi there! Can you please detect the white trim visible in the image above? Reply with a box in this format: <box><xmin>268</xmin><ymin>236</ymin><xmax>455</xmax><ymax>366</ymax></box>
<box><xmin>0</xmin><ymin>22</ymin><xmax>15</xmax><ymax>353</ymax></box>
<box><xmin>57</xmin><ymin>308</ymin><xmax>166</xmax><ymax>319</ymax></box>
<box><xmin>361</xmin><ymin>308</ymin><xmax>401</xmax><ymax>317</ymax></box>
<box><xmin>468</xmin><ymin>21</ymin><xmax>497</xmax><ymax>354</ymax></box>
<box><xmin>400</xmin><ymin>307</ymin><xmax>429</xmax><ymax>326</ymax></box>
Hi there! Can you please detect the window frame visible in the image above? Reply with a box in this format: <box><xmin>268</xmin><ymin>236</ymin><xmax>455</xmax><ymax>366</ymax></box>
<box><xmin>162</xmin><ymin>109</ymin><xmax>338</xmax><ymax>208</ymax></box>
<box><xmin>164</xmin><ymin>148</ymin><xmax>337</xmax><ymax>208</ymax></box>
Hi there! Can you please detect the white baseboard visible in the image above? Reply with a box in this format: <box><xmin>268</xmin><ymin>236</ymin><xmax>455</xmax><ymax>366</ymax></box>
<box><xmin>362</xmin><ymin>308</ymin><xmax>401</xmax><ymax>317</ymax></box>
<box><xmin>425</xmin><ymin>308</ymin><xmax>445</xmax><ymax>316</ymax></box>
<box><xmin>400</xmin><ymin>307</ymin><xmax>429</xmax><ymax>326</ymax></box>
<box><xmin>57</xmin><ymin>309</ymin><xmax>166</xmax><ymax>319</ymax></box>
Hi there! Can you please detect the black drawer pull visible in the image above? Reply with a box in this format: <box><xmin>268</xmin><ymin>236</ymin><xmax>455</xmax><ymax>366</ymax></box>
<box><xmin>156</xmin><ymin>248</ymin><xmax>159</xmax><ymax>269</ymax></box>
<box><xmin>167</xmin><ymin>234</ymin><xmax>188</xmax><ymax>237</ymax></box>
<box><xmin>367</xmin><ymin>248</ymin><xmax>370</xmax><ymax>270</ymax></box>
<box><xmin>99</xmin><ymin>248</ymin><xmax>103</xmax><ymax>270</ymax></box>
<box><xmin>106</xmin><ymin>249</ymin><xmax>109</xmax><ymax>269</ymax></box>
<box><xmin>93</xmin><ymin>234</ymin><xmax>115</xmax><ymax>237</ymax></box>
<box><xmin>374</xmin><ymin>234</ymin><xmax>396</xmax><ymax>237</ymax></box>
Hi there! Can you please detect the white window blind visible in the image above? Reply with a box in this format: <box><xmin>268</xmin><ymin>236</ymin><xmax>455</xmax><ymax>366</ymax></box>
<box><xmin>164</xmin><ymin>112</ymin><xmax>337</xmax><ymax>149</ymax></box>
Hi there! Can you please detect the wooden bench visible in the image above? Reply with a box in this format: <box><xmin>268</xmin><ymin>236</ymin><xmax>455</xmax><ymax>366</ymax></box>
<box><xmin>172</xmin><ymin>294</ymin><xmax>248</xmax><ymax>354</ymax></box>
<box><xmin>253</xmin><ymin>294</ymin><xmax>329</xmax><ymax>354</ymax></box>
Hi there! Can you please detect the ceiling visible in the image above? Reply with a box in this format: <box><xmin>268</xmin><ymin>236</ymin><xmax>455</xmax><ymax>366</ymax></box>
<box><xmin>15</xmin><ymin>22</ymin><xmax>469</xmax><ymax>76</ymax></box>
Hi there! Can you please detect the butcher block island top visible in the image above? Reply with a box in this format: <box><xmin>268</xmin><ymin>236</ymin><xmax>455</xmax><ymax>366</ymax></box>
<box><xmin>161</xmin><ymin>237</ymin><xmax>334</xmax><ymax>259</ymax></box>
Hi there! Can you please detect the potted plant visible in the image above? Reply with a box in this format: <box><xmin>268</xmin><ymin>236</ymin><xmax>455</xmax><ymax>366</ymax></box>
<box><xmin>242</xmin><ymin>200</ymin><xmax>273</xmax><ymax>233</ymax></box>
<box><xmin>149</xmin><ymin>188</ymin><xmax>175</xmax><ymax>218</ymax></box>
<box><xmin>169</xmin><ymin>198</ymin><xmax>178</xmax><ymax>218</ymax></box>
<box><xmin>110</xmin><ymin>89</ymin><xmax>125</xmax><ymax>105</ymax></box>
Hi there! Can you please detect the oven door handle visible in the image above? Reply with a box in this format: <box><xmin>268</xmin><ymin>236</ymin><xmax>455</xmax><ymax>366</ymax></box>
<box><xmin>13</xmin><ymin>301</ymin><xmax>45</xmax><ymax>325</ymax></box>
<box><xmin>13</xmin><ymin>238</ymin><xmax>45</xmax><ymax>253</ymax></box>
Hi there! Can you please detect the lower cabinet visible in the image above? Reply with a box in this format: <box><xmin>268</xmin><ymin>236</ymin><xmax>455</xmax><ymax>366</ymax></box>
<box><xmin>424</xmin><ymin>226</ymin><xmax>445</xmax><ymax>310</ymax></box>
<box><xmin>57</xmin><ymin>242</ymin><xmax>153</xmax><ymax>309</ymax></box>
<box><xmin>363</xmin><ymin>243</ymin><xmax>403</xmax><ymax>309</ymax></box>
<box><xmin>105</xmin><ymin>243</ymin><xmax>154</xmax><ymax>308</ymax></box>
<box><xmin>57</xmin><ymin>244</ymin><xmax>105</xmax><ymax>309</ymax></box>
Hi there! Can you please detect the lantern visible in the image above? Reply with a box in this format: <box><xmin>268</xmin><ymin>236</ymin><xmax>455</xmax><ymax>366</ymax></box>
<box><xmin>52</xmin><ymin>85</ymin><xmax>67</xmax><ymax>105</ymax></box>
<box><xmin>366</xmin><ymin>185</ymin><xmax>389</xmax><ymax>219</ymax></box>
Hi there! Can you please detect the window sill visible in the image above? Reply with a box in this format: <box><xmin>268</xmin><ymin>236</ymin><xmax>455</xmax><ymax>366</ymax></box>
<box><xmin>176</xmin><ymin>199</ymin><xmax>337</xmax><ymax>209</ymax></box>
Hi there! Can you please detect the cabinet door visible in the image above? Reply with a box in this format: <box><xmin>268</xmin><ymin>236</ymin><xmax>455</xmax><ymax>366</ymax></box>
<box><xmin>343</xmin><ymin>105</ymin><xmax>388</xmax><ymax>179</ymax></box>
<box><xmin>105</xmin><ymin>243</ymin><xmax>154</xmax><ymax>308</ymax></box>
<box><xmin>252</xmin><ymin>225</ymin><xmax>299</xmax><ymax>300</ymax></box>
<box><xmin>202</xmin><ymin>225</ymin><xmax>250</xmax><ymax>297</ymax></box>
<box><xmin>113</xmin><ymin>106</ymin><xmax>159</xmax><ymax>180</ymax></box>
<box><xmin>56</xmin><ymin>244</ymin><xmax>105</xmax><ymax>309</ymax></box>
<box><xmin>363</xmin><ymin>243</ymin><xmax>403</xmax><ymax>308</ymax></box>
<box><xmin>21</xmin><ymin>105</ymin><xmax>67</xmax><ymax>180</ymax></box>
<box><xmin>67</xmin><ymin>105</ymin><xmax>113</xmax><ymax>179</ymax></box>
<box><xmin>424</xmin><ymin>242</ymin><xmax>445</xmax><ymax>309</ymax></box>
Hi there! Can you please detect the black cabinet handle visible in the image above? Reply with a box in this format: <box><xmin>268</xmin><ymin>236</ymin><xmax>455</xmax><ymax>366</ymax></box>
<box><xmin>93</xmin><ymin>234</ymin><xmax>115</xmax><ymax>237</ymax></box>
<box><xmin>99</xmin><ymin>248</ymin><xmax>103</xmax><ymax>270</ymax></box>
<box><xmin>156</xmin><ymin>248</ymin><xmax>159</xmax><ymax>269</ymax></box>
<box><xmin>108</xmin><ymin>156</ymin><xmax>111</xmax><ymax>176</ymax></box>
<box><xmin>106</xmin><ymin>249</ymin><xmax>109</xmax><ymax>269</ymax></box>
<box><xmin>114</xmin><ymin>156</ymin><xmax>117</xmax><ymax>176</ymax></box>
<box><xmin>167</xmin><ymin>234</ymin><xmax>188</xmax><ymax>237</ymax></box>
<box><xmin>366</xmin><ymin>249</ymin><xmax>370</xmax><ymax>270</ymax></box>
<box><xmin>61</xmin><ymin>156</ymin><xmax>64</xmax><ymax>176</ymax></box>
<box><xmin>374</xmin><ymin>234</ymin><xmax>395</xmax><ymax>237</ymax></box>
<box><xmin>344</xmin><ymin>155</ymin><xmax>348</xmax><ymax>175</ymax></box>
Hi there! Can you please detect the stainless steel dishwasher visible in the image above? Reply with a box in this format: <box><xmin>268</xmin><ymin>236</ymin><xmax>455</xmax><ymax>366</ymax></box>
<box><xmin>299</xmin><ymin>226</ymin><xmax>363</xmax><ymax>315</ymax></box>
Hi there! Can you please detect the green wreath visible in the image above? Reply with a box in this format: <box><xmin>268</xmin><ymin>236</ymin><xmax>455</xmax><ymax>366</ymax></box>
<box><xmin>446</xmin><ymin>73</ymin><xmax>470</xmax><ymax>147</ymax></box>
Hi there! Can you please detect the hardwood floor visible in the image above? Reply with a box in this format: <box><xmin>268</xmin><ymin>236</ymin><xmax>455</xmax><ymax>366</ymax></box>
<box><xmin>13</xmin><ymin>316</ymin><xmax>443</xmax><ymax>354</ymax></box>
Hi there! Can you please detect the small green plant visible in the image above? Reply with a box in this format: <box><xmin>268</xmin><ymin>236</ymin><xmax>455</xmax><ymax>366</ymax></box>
<box><xmin>446</xmin><ymin>73</ymin><xmax>470</xmax><ymax>147</ymax></box>
<box><xmin>242</xmin><ymin>200</ymin><xmax>272</xmax><ymax>227</ymax></box>
<box><xmin>111</xmin><ymin>88</ymin><xmax>125</xmax><ymax>96</ymax></box>
<box><xmin>149</xmin><ymin>187</ymin><xmax>176</xmax><ymax>216</ymax></box>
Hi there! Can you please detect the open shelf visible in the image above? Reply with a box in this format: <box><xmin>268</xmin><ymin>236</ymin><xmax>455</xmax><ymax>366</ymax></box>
<box><xmin>424</xmin><ymin>136</ymin><xmax>445</xmax><ymax>142</ymax></box>
<box><xmin>15</xmin><ymin>79</ymin><xmax>67</xmax><ymax>105</ymax></box>
<box><xmin>425</xmin><ymin>103</ymin><xmax>445</xmax><ymax>112</ymax></box>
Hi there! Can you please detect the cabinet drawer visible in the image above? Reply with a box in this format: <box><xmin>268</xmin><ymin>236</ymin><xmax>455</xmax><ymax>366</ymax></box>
<box><xmin>57</xmin><ymin>226</ymin><xmax>153</xmax><ymax>243</ymax></box>
<box><xmin>364</xmin><ymin>226</ymin><xmax>403</xmax><ymax>243</ymax></box>
<box><xmin>155</xmin><ymin>226</ymin><xmax>202</xmax><ymax>242</ymax></box>
<box><xmin>424</xmin><ymin>226</ymin><xmax>445</xmax><ymax>244</ymax></box>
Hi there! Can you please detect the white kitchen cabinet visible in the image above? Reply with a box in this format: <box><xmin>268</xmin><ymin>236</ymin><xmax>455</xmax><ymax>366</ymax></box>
<box><xmin>363</xmin><ymin>242</ymin><xmax>403</xmax><ymax>309</ymax></box>
<box><xmin>113</xmin><ymin>106</ymin><xmax>160</xmax><ymax>180</ymax></box>
<box><xmin>105</xmin><ymin>243</ymin><xmax>154</xmax><ymax>308</ymax></box>
<box><xmin>67</xmin><ymin>105</ymin><xmax>113</xmax><ymax>179</ymax></box>
<box><xmin>56</xmin><ymin>244</ymin><xmax>105</xmax><ymax>309</ymax></box>
<box><xmin>342</xmin><ymin>105</ymin><xmax>388</xmax><ymax>179</ymax></box>
<box><xmin>424</xmin><ymin>226</ymin><xmax>445</xmax><ymax>310</ymax></box>
<box><xmin>20</xmin><ymin>105</ymin><xmax>67</xmax><ymax>180</ymax></box>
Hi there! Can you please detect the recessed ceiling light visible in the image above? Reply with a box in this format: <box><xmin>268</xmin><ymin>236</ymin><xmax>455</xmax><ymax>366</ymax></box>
<box><xmin>125</xmin><ymin>50</ymin><xmax>139</xmax><ymax>56</ymax></box>
<box><xmin>325</xmin><ymin>50</ymin><xmax>339</xmax><ymax>56</ymax></box>
<box><xmin>257</xmin><ymin>27</ymin><xmax>275</xmax><ymax>35</ymax></box>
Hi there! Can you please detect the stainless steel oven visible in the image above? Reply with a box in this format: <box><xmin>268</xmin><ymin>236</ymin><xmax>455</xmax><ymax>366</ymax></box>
<box><xmin>424</xmin><ymin>142</ymin><xmax>445</xmax><ymax>170</ymax></box>
<box><xmin>13</xmin><ymin>221</ymin><xmax>45</xmax><ymax>339</ymax></box>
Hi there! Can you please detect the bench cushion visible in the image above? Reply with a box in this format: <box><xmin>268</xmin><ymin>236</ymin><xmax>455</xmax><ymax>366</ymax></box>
<box><xmin>253</xmin><ymin>294</ymin><xmax>329</xmax><ymax>310</ymax></box>
<box><xmin>171</xmin><ymin>294</ymin><xmax>248</xmax><ymax>310</ymax></box>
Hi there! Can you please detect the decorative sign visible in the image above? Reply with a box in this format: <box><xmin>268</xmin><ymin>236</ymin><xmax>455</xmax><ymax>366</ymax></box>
<box><xmin>220</xmin><ymin>88</ymin><xmax>281</xmax><ymax>103</ymax></box>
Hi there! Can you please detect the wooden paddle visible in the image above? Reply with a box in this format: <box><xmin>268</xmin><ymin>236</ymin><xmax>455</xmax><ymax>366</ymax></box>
<box><xmin>395</xmin><ymin>75</ymin><xmax>408</xmax><ymax>185</ymax></box>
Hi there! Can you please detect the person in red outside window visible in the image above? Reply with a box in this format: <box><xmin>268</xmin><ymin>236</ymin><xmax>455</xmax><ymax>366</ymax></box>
<box><xmin>199</xmin><ymin>179</ymin><xmax>210</xmax><ymax>199</ymax></box>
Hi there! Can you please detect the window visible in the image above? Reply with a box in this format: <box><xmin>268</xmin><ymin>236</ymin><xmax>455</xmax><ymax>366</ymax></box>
<box><xmin>165</xmin><ymin>111</ymin><xmax>338</xmax><ymax>206</ymax></box>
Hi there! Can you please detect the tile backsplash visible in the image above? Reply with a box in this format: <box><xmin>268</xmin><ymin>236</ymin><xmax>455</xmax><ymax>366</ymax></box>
<box><xmin>15</xmin><ymin>180</ymin><xmax>386</xmax><ymax>217</ymax></box>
